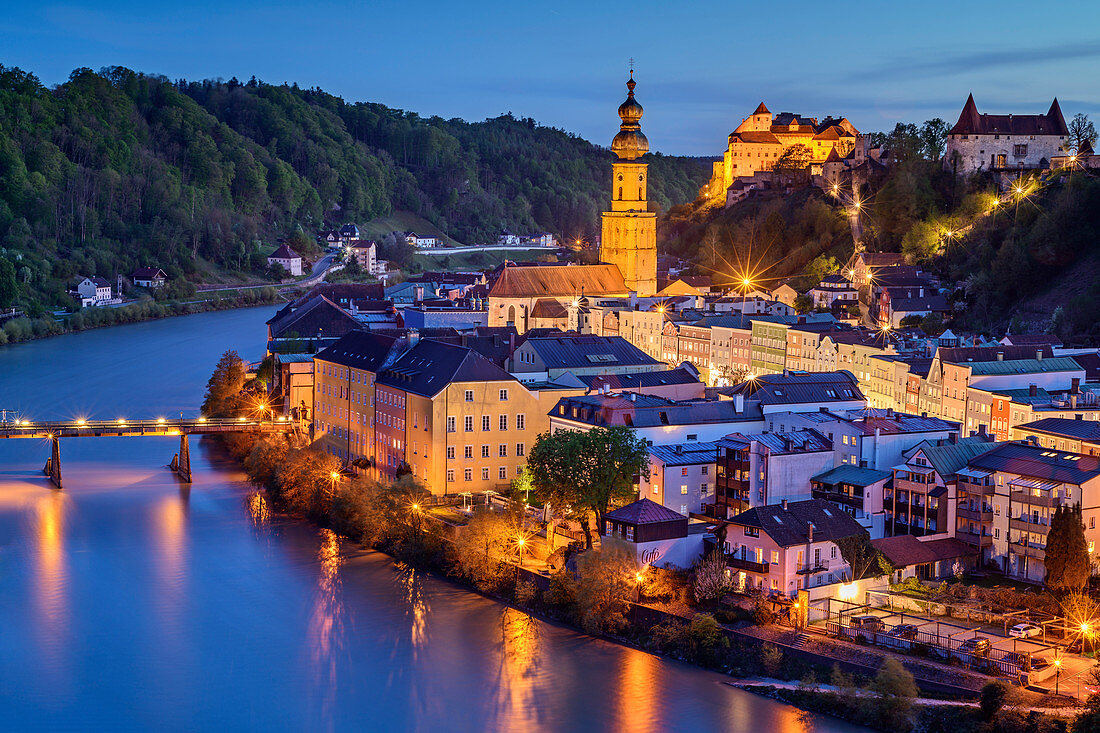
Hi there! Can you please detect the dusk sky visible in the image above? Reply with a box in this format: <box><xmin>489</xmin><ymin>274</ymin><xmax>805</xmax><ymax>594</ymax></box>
<box><xmin>3</xmin><ymin>0</ymin><xmax>1100</xmax><ymax>156</ymax></box>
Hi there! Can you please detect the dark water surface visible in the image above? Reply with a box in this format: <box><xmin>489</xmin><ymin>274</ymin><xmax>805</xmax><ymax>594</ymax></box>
<box><xmin>0</xmin><ymin>308</ymin><xmax>867</xmax><ymax>731</ymax></box>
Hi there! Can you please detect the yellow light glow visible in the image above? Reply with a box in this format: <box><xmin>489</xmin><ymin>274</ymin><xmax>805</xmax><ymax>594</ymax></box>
<box><xmin>198</xmin><ymin>416</ymin><xmax>207</xmax><ymax>423</ymax></box>
<box><xmin>117</xmin><ymin>419</ymin><xmax>126</xmax><ymax>426</ymax></box>
<box><xmin>76</xmin><ymin>419</ymin><xmax>86</xmax><ymax>426</ymax></box>
<box><xmin>157</xmin><ymin>417</ymin><xmax>166</xmax><ymax>424</ymax></box>
<box><xmin>837</xmin><ymin>582</ymin><xmax>858</xmax><ymax>601</ymax></box>
<box><xmin>635</xmin><ymin>573</ymin><xmax>644</xmax><ymax>583</ymax></box>
<box><xmin>1082</xmin><ymin>622</ymin><xmax>1091</xmax><ymax>634</ymax></box>
<box><xmin>411</xmin><ymin>503</ymin><xmax>420</xmax><ymax>512</ymax></box>
<box><xmin>330</xmin><ymin>472</ymin><xmax>340</xmax><ymax>480</ymax></box>
<box><xmin>517</xmin><ymin>537</ymin><xmax>525</xmax><ymax>547</ymax></box>
<box><xmin>238</xmin><ymin>417</ymin><xmax>246</xmax><ymax>422</ymax></box>
<box><xmin>20</xmin><ymin>420</ymin><xmax>29</xmax><ymax>425</ymax></box>
<box><xmin>741</xmin><ymin>278</ymin><xmax>751</xmax><ymax>288</ymax></box>
<box><xmin>1055</xmin><ymin>658</ymin><xmax>1062</xmax><ymax>668</ymax></box>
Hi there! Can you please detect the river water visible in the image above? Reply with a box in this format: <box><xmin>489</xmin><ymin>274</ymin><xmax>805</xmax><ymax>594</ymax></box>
<box><xmin>0</xmin><ymin>307</ymin><xmax>866</xmax><ymax>732</ymax></box>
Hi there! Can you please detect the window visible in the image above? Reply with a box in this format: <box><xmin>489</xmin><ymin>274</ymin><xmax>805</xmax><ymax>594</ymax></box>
<box><xmin>447</xmin><ymin>416</ymin><xmax>456</xmax><ymax>433</ymax></box>
<box><xmin>499</xmin><ymin>415</ymin><xmax>508</xmax><ymax>431</ymax></box>
<box><xmin>465</xmin><ymin>390</ymin><xmax>474</xmax><ymax>402</ymax></box>
<box><xmin>464</xmin><ymin>446</ymin><xmax>473</xmax><ymax>459</ymax></box>
<box><xmin>481</xmin><ymin>415</ymin><xmax>490</xmax><ymax>431</ymax></box>
<box><xmin>446</xmin><ymin>447</ymin><xmax>455</xmax><ymax>459</ymax></box>
<box><xmin>447</xmin><ymin>470</ymin><xmax>455</xmax><ymax>482</ymax></box>
<box><xmin>1013</xmin><ymin>143</ymin><xmax>1028</xmax><ymax>156</ymax></box>
<box><xmin>499</xmin><ymin>389</ymin><xmax>509</xmax><ymax>401</ymax></box>
<box><xmin>701</xmin><ymin>466</ymin><xmax>709</xmax><ymax>476</ymax></box>
<box><xmin>516</xmin><ymin>414</ymin><xmax>525</xmax><ymax>430</ymax></box>
<box><xmin>516</xmin><ymin>443</ymin><xmax>525</xmax><ymax>457</ymax></box>
<box><xmin>680</xmin><ymin>485</ymin><xmax>688</xmax><ymax>495</ymax></box>
<box><xmin>681</xmin><ymin>467</ymin><xmax>689</xmax><ymax>476</ymax></box>
<box><xmin>680</xmin><ymin>504</ymin><xmax>688</xmax><ymax>514</ymax></box>
<box><xmin>1092</xmin><ymin>517</ymin><xmax>1096</xmax><ymax>530</ymax></box>
<box><xmin>499</xmin><ymin>467</ymin><xmax>508</xmax><ymax>480</ymax></box>
<box><xmin>464</xmin><ymin>468</ymin><xmax>472</xmax><ymax>482</ymax></box>
<box><xmin>464</xmin><ymin>416</ymin><xmax>474</xmax><ymax>432</ymax></box>
<box><xmin>625</xmin><ymin>525</ymin><xmax>634</xmax><ymax>541</ymax></box>
<box><xmin>771</xmin><ymin>551</ymin><xmax>779</xmax><ymax>564</ymax></box>
<box><xmin>482</xmin><ymin>445</ymin><xmax>490</xmax><ymax>458</ymax></box>
<box><xmin>499</xmin><ymin>444</ymin><xmax>507</xmax><ymax>457</ymax></box>
<box><xmin>831</xmin><ymin>546</ymin><xmax>837</xmax><ymax>559</ymax></box>
<box><xmin>482</xmin><ymin>467</ymin><xmax>490</xmax><ymax>481</ymax></box>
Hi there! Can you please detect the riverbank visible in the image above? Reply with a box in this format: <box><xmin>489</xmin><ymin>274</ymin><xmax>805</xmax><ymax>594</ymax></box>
<box><xmin>0</xmin><ymin>288</ymin><xmax>281</xmax><ymax>345</ymax></box>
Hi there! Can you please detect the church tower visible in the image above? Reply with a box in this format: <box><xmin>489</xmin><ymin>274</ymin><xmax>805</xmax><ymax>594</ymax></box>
<box><xmin>600</xmin><ymin>70</ymin><xmax>657</xmax><ymax>297</ymax></box>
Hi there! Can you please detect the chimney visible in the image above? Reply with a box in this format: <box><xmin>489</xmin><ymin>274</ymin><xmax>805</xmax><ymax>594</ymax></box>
<box><xmin>1077</xmin><ymin>414</ymin><xmax>1084</xmax><ymax>420</ymax></box>
<box><xmin>407</xmin><ymin>328</ymin><xmax>420</xmax><ymax>348</ymax></box>
<box><xmin>919</xmin><ymin>287</ymin><xmax>924</xmax><ymax>298</ymax></box>
<box><xmin>675</xmin><ymin>444</ymin><xmax>683</xmax><ymax>455</ymax></box>
<box><xmin>509</xmin><ymin>332</ymin><xmax>515</xmax><ymax>352</ymax></box>
<box><xmin>921</xmin><ymin>411</ymin><xmax>927</xmax><ymax>418</ymax></box>
<box><xmin>1072</xmin><ymin>377</ymin><xmax>1081</xmax><ymax>394</ymax></box>
<box><xmin>629</xmin><ymin>393</ymin><xmax>636</xmax><ymax>402</ymax></box>
<box><xmin>735</xmin><ymin>394</ymin><xmax>745</xmax><ymax>413</ymax></box>
<box><xmin>807</xmin><ymin>522</ymin><xmax>814</xmax><ymax>542</ymax></box>
<box><xmin>782</xmin><ymin>499</ymin><xmax>788</xmax><ymax>511</ymax></box>
<box><xmin>978</xmin><ymin>424</ymin><xmax>988</xmax><ymax>437</ymax></box>
<box><xmin>1071</xmin><ymin>394</ymin><xmax>1078</xmax><ymax>409</ymax></box>
<box><xmin>997</xmin><ymin>351</ymin><xmax>1004</xmax><ymax>361</ymax></box>
<box><xmin>798</xmin><ymin>315</ymin><xmax>806</xmax><ymax>324</ymax></box>
<box><xmin>886</xmin><ymin>407</ymin><xmax>894</xmax><ymax>417</ymax></box>
<box><xmin>1029</xmin><ymin>384</ymin><xmax>1037</xmax><ymax>397</ymax></box>
<box><xmin>1037</xmin><ymin>349</ymin><xmax>1043</xmax><ymax>361</ymax></box>
<box><xmin>949</xmin><ymin>431</ymin><xmax>959</xmax><ymax>444</ymax></box>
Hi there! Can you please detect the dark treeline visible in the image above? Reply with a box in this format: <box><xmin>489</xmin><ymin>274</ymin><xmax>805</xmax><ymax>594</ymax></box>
<box><xmin>0</xmin><ymin>65</ymin><xmax>708</xmax><ymax>313</ymax></box>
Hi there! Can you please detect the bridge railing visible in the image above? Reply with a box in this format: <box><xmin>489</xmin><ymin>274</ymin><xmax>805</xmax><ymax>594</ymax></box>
<box><xmin>0</xmin><ymin>417</ymin><xmax>296</xmax><ymax>438</ymax></box>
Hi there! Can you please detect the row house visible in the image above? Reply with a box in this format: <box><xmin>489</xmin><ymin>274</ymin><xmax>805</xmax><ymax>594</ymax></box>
<box><xmin>1012</xmin><ymin>418</ymin><xmax>1100</xmax><ymax>456</ymax></box>
<box><xmin>785</xmin><ymin>321</ymin><xmax>848</xmax><ymax>373</ymax></box>
<box><xmin>810</xmin><ymin>464</ymin><xmax>892</xmax><ymax>536</ymax></box>
<box><xmin>722</xmin><ymin>498</ymin><xmax>867</xmax><ymax>597</ymax></box>
<box><xmin>924</xmin><ymin>344</ymin><xmax>1057</xmax><ymax>423</ymax></box>
<box><xmin>510</xmin><ymin>335</ymin><xmax>663</xmax><ymax>382</ymax></box>
<box><xmin>749</xmin><ymin>314</ymin><xmax>837</xmax><ymax>376</ymax></box>
<box><xmin>661</xmin><ymin>320</ymin><xmax>712</xmax><ymax>383</ymax></box>
<box><xmin>992</xmin><ymin>383</ymin><xmax>1100</xmax><ymax>440</ymax></box>
<box><xmin>808</xmin><ymin>274</ymin><xmax>858</xmax><ymax>310</ymax></box>
<box><xmin>889</xmin><ymin>435</ymin><xmax>998</xmax><ymax>550</ymax></box>
<box><xmin>968</xmin><ymin>442</ymin><xmax>1100</xmax><ymax>582</ymax></box>
<box><xmin>723</xmin><ymin>370</ymin><xmax>866</xmax><ymax>419</ymax></box>
<box><xmin>850</xmin><ymin>252</ymin><xmax>905</xmax><ymax>304</ymax></box>
<box><xmin>713</xmin><ymin>429</ymin><xmax>833</xmax><ymax>517</ymax></box>
<box><xmin>785</xmin><ymin>407</ymin><xmax>959</xmax><ymax>471</ymax></box>
<box><xmin>701</xmin><ymin>315</ymin><xmax>754</xmax><ymax>386</ymax></box>
<box><xmin>643</xmin><ymin>442</ymin><xmax>721</xmax><ymax>517</ymax></box>
<box><xmin>876</xmin><ymin>285</ymin><xmax>949</xmax><ymax>328</ymax></box>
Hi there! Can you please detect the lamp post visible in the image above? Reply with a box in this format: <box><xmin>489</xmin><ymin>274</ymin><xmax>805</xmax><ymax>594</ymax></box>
<box><xmin>1054</xmin><ymin>655</ymin><xmax>1062</xmax><ymax>696</ymax></box>
<box><xmin>634</xmin><ymin>571</ymin><xmax>644</xmax><ymax>603</ymax></box>
<box><xmin>516</xmin><ymin>536</ymin><xmax>526</xmax><ymax>567</ymax></box>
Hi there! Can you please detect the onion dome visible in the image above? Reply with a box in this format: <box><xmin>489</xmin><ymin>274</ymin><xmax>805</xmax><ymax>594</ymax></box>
<box><xmin>611</xmin><ymin>70</ymin><xmax>648</xmax><ymax>161</ymax></box>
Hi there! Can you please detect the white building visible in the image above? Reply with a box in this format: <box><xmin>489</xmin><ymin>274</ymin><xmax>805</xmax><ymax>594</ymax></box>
<box><xmin>267</xmin><ymin>243</ymin><xmax>303</xmax><ymax>277</ymax></box>
<box><xmin>944</xmin><ymin>94</ymin><xmax>1069</xmax><ymax>175</ymax></box>
<box><xmin>603</xmin><ymin>499</ymin><xmax>706</xmax><ymax>570</ymax></box>
<box><xmin>405</xmin><ymin>232</ymin><xmax>440</xmax><ymax>249</ymax></box>
<box><xmin>75</xmin><ymin>277</ymin><xmax>112</xmax><ymax>305</ymax></box>
<box><xmin>642</xmin><ymin>442</ymin><xmax>719</xmax><ymax>516</ymax></box>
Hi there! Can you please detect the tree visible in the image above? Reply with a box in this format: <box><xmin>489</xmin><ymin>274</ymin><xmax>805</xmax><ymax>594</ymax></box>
<box><xmin>835</xmin><ymin>531</ymin><xmax>885</xmax><ymax>581</ymax></box>
<box><xmin>572</xmin><ymin>542</ymin><xmax>638</xmax><ymax>633</ymax></box>
<box><xmin>1068</xmin><ymin>113</ymin><xmax>1098</xmax><ymax>156</ymax></box>
<box><xmin>453</xmin><ymin>505</ymin><xmax>525</xmax><ymax>591</ymax></box>
<box><xmin>980</xmin><ymin>680</ymin><xmax>1011</xmax><ymax>720</ymax></box>
<box><xmin>1074</xmin><ymin>693</ymin><xmax>1100</xmax><ymax>733</ymax></box>
<box><xmin>0</xmin><ymin>257</ymin><xmax>16</xmax><ymax>308</ymax></box>
<box><xmin>793</xmin><ymin>293</ymin><xmax>814</xmax><ymax>314</ymax></box>
<box><xmin>919</xmin><ymin>118</ymin><xmax>949</xmax><ymax>161</ymax></box>
<box><xmin>871</xmin><ymin>657</ymin><xmax>917</xmax><ymax>731</ymax></box>
<box><xmin>886</xmin><ymin>123</ymin><xmax>923</xmax><ymax>163</ymax></box>
<box><xmin>202</xmin><ymin>349</ymin><xmax>247</xmax><ymax>417</ymax></box>
<box><xmin>693</xmin><ymin>550</ymin><xmax>734</xmax><ymax>601</ymax></box>
<box><xmin>774</xmin><ymin>143</ymin><xmax>812</xmax><ymax>172</ymax></box>
<box><xmin>900</xmin><ymin>220</ymin><xmax>941</xmax><ymax>263</ymax></box>
<box><xmin>526</xmin><ymin>426</ymin><xmax>649</xmax><ymax>549</ymax></box>
<box><xmin>1045</xmin><ymin>502</ymin><xmax>1090</xmax><ymax>593</ymax></box>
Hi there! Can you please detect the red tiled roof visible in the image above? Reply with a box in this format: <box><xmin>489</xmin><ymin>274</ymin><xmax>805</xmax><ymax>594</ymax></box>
<box><xmin>489</xmin><ymin>264</ymin><xmax>628</xmax><ymax>299</ymax></box>
<box><xmin>605</xmin><ymin>498</ymin><xmax>687</xmax><ymax>524</ymax></box>
<box><xmin>949</xmin><ymin>94</ymin><xmax>1069</xmax><ymax>136</ymax></box>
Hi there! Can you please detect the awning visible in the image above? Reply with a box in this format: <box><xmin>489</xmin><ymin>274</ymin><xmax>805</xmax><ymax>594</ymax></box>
<box><xmin>892</xmin><ymin>464</ymin><xmax>934</xmax><ymax>475</ymax></box>
<box><xmin>956</xmin><ymin>467</ymin><xmax>993</xmax><ymax>479</ymax></box>
<box><xmin>929</xmin><ymin>486</ymin><xmax>948</xmax><ymax>498</ymax></box>
<box><xmin>1009</xmin><ymin>477</ymin><xmax>1060</xmax><ymax>491</ymax></box>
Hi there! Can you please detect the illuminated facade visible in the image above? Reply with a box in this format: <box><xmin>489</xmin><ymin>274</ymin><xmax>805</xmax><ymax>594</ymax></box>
<box><xmin>600</xmin><ymin>71</ymin><xmax>657</xmax><ymax>297</ymax></box>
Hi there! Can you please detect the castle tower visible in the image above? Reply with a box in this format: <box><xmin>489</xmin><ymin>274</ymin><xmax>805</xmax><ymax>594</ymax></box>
<box><xmin>600</xmin><ymin>70</ymin><xmax>657</xmax><ymax>297</ymax></box>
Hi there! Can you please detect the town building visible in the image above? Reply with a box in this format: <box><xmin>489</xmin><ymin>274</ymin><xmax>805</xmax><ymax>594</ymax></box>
<box><xmin>272</xmin><ymin>353</ymin><xmax>315</xmax><ymax>421</ymax></box>
<box><xmin>349</xmin><ymin>240</ymin><xmax>378</xmax><ymax>273</ymax></box>
<box><xmin>944</xmin><ymin>94</ymin><xmax>1069</xmax><ymax>175</ymax></box>
<box><xmin>872</xmin><ymin>535</ymin><xmax>977</xmax><ymax>582</ymax></box>
<box><xmin>404</xmin><ymin>232</ymin><xmax>440</xmax><ymax>248</ymax></box>
<box><xmin>808</xmin><ymin>274</ymin><xmax>858</xmax><ymax>310</ymax></box>
<box><xmin>510</xmin><ymin>334</ymin><xmax>662</xmax><ymax>382</ymax></box>
<box><xmin>968</xmin><ymin>441</ymin><xmax>1100</xmax><ymax>581</ymax></box>
<box><xmin>74</xmin><ymin>276</ymin><xmax>113</xmax><ymax>306</ymax></box>
<box><xmin>600</xmin><ymin>70</ymin><xmax>657</xmax><ymax>296</ymax></box>
<box><xmin>713</xmin><ymin>430</ymin><xmax>834</xmax><ymax>516</ymax></box>
<box><xmin>784</xmin><ymin>407</ymin><xmax>959</xmax><ymax>470</ymax></box>
<box><xmin>578</xmin><ymin>366</ymin><xmax>705</xmax><ymax>401</ymax></box>
<box><xmin>266</xmin><ymin>294</ymin><xmax>368</xmax><ymax>354</ymax></box>
<box><xmin>810</xmin><ymin>465</ymin><xmax>892</xmax><ymax>537</ymax></box>
<box><xmin>1012</xmin><ymin>417</ymin><xmax>1100</xmax><ymax>456</ymax></box>
<box><xmin>722</xmin><ymin>498</ymin><xmax>867</xmax><ymax>597</ymax></box>
<box><xmin>267</xmin><ymin>243</ymin><xmax>303</xmax><ymax>276</ymax></box>
<box><xmin>487</xmin><ymin>263</ymin><xmax>630</xmax><ymax>334</ymax></box>
<box><xmin>548</xmin><ymin>392</ymin><xmax>763</xmax><ymax>445</ymax></box>
<box><xmin>722</xmin><ymin>370</ymin><xmax>866</xmax><ymax>417</ymax></box>
<box><xmin>603</xmin><ymin>498</ymin><xmax>705</xmax><ymax>570</ymax></box>
<box><xmin>643</xmin><ymin>442</ymin><xmax>720</xmax><ymax>516</ymax></box>
<box><xmin>131</xmin><ymin>267</ymin><xmax>167</xmax><ymax>288</ymax></box>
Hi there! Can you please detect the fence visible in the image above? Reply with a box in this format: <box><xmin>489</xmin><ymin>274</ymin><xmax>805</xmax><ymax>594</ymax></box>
<box><xmin>826</xmin><ymin>620</ymin><xmax>1030</xmax><ymax>678</ymax></box>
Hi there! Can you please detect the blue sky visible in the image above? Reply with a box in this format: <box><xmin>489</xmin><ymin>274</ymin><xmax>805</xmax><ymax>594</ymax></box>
<box><xmin>2</xmin><ymin>0</ymin><xmax>1099</xmax><ymax>155</ymax></box>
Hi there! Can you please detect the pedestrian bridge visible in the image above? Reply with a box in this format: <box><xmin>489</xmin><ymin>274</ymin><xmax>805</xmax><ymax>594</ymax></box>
<box><xmin>0</xmin><ymin>417</ymin><xmax>296</xmax><ymax>488</ymax></box>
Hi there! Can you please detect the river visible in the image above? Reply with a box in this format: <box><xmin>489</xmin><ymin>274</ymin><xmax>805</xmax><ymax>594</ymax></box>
<box><xmin>0</xmin><ymin>307</ymin><xmax>866</xmax><ymax>731</ymax></box>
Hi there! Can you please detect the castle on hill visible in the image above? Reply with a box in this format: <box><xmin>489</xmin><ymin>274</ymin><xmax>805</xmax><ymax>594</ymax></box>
<box><xmin>702</xmin><ymin>102</ymin><xmax>858</xmax><ymax>200</ymax></box>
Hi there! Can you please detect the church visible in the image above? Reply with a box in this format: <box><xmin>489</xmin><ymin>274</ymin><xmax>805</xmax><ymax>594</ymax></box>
<box><xmin>488</xmin><ymin>71</ymin><xmax>658</xmax><ymax>333</ymax></box>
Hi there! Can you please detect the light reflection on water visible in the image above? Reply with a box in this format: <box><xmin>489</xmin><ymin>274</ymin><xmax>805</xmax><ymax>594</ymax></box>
<box><xmin>0</xmin><ymin>306</ymin><xmax>866</xmax><ymax>732</ymax></box>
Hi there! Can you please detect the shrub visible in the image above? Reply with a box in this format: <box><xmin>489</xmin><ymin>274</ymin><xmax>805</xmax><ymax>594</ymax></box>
<box><xmin>761</xmin><ymin>643</ymin><xmax>783</xmax><ymax>677</ymax></box>
<box><xmin>980</xmin><ymin>680</ymin><xmax>1011</xmax><ymax>720</ymax></box>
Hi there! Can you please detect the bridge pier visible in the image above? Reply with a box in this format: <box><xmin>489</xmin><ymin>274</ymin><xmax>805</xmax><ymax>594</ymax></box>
<box><xmin>173</xmin><ymin>433</ymin><xmax>192</xmax><ymax>483</ymax></box>
<box><xmin>42</xmin><ymin>436</ymin><xmax>62</xmax><ymax>489</ymax></box>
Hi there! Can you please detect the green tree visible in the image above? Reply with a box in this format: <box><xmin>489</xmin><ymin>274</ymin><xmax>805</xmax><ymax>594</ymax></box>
<box><xmin>1068</xmin><ymin>113</ymin><xmax>1098</xmax><ymax>156</ymax></box>
<box><xmin>1045</xmin><ymin>502</ymin><xmax>1090</xmax><ymax>593</ymax></box>
<box><xmin>887</xmin><ymin>123</ymin><xmax>923</xmax><ymax>163</ymax></box>
<box><xmin>453</xmin><ymin>506</ymin><xmax>525</xmax><ymax>591</ymax></box>
<box><xmin>793</xmin><ymin>292</ymin><xmax>814</xmax><ymax>314</ymax></box>
<box><xmin>202</xmin><ymin>349</ymin><xmax>247</xmax><ymax>417</ymax></box>
<box><xmin>774</xmin><ymin>143</ymin><xmax>812</xmax><ymax>172</ymax></box>
<box><xmin>0</xmin><ymin>257</ymin><xmax>16</xmax><ymax>308</ymax></box>
<box><xmin>526</xmin><ymin>426</ymin><xmax>649</xmax><ymax>549</ymax></box>
<box><xmin>919</xmin><ymin>118</ymin><xmax>949</xmax><ymax>160</ymax></box>
<box><xmin>871</xmin><ymin>657</ymin><xmax>917</xmax><ymax>731</ymax></box>
<box><xmin>835</xmin><ymin>531</ymin><xmax>885</xmax><ymax>581</ymax></box>
<box><xmin>572</xmin><ymin>542</ymin><xmax>638</xmax><ymax>633</ymax></box>
<box><xmin>900</xmin><ymin>220</ymin><xmax>941</xmax><ymax>263</ymax></box>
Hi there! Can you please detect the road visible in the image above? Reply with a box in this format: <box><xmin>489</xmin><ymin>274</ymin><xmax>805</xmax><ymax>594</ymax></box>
<box><xmin>417</xmin><ymin>244</ymin><xmax>558</xmax><ymax>256</ymax></box>
<box><xmin>195</xmin><ymin>253</ymin><xmax>338</xmax><ymax>293</ymax></box>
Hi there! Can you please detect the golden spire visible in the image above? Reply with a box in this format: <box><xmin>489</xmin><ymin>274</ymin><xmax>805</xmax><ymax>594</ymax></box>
<box><xmin>611</xmin><ymin>69</ymin><xmax>648</xmax><ymax>161</ymax></box>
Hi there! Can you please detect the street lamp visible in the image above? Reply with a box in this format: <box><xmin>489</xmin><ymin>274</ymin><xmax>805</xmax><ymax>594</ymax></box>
<box><xmin>1054</xmin><ymin>655</ymin><xmax>1062</xmax><ymax>695</ymax></box>
<box><xmin>516</xmin><ymin>536</ymin><xmax>526</xmax><ymax>566</ymax></box>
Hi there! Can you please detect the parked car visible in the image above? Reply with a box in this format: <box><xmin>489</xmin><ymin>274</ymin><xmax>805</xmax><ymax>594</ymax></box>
<box><xmin>956</xmin><ymin>637</ymin><xmax>991</xmax><ymax>657</ymax></box>
<box><xmin>849</xmin><ymin>615</ymin><xmax>885</xmax><ymax>632</ymax></box>
<box><xmin>1009</xmin><ymin>623</ymin><xmax>1042</xmax><ymax>638</ymax></box>
<box><xmin>890</xmin><ymin>624</ymin><xmax>919</xmax><ymax>639</ymax></box>
<box><xmin>1002</xmin><ymin>651</ymin><xmax>1048</xmax><ymax>670</ymax></box>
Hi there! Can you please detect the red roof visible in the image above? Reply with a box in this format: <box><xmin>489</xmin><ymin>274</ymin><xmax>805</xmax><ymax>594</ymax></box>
<box><xmin>268</xmin><ymin>243</ymin><xmax>300</xmax><ymax>260</ymax></box>
<box><xmin>949</xmin><ymin>94</ymin><xmax>1069</xmax><ymax>136</ymax></box>
<box><xmin>605</xmin><ymin>498</ymin><xmax>687</xmax><ymax>524</ymax></box>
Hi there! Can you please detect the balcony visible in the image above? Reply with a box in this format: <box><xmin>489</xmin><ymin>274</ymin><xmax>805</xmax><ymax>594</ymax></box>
<box><xmin>1009</xmin><ymin>518</ymin><xmax>1050</xmax><ymax>534</ymax></box>
<box><xmin>883</xmin><ymin>497</ymin><xmax>894</xmax><ymax>510</ymax></box>
<box><xmin>956</xmin><ymin>529</ymin><xmax>993</xmax><ymax>547</ymax></box>
<box><xmin>1009</xmin><ymin>539</ymin><xmax>1046</xmax><ymax>560</ymax></box>
<box><xmin>726</xmin><ymin>555</ymin><xmax>769</xmax><ymax>574</ymax></box>
<box><xmin>811</xmin><ymin>489</ymin><xmax>862</xmax><ymax>508</ymax></box>
<box><xmin>1010</xmin><ymin>491</ymin><xmax>1056</xmax><ymax>508</ymax></box>
<box><xmin>957</xmin><ymin>506</ymin><xmax>993</xmax><ymax>521</ymax></box>
<box><xmin>795</xmin><ymin>563</ymin><xmax>829</xmax><ymax>575</ymax></box>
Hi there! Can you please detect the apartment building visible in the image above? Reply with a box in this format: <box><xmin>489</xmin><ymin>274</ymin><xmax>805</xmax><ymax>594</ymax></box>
<box><xmin>714</xmin><ymin>429</ymin><xmax>834</xmax><ymax>516</ymax></box>
<box><xmin>1012</xmin><ymin>418</ymin><xmax>1100</xmax><ymax>456</ymax></box>
<box><xmin>724</xmin><ymin>370</ymin><xmax>866</xmax><ymax>418</ymax></box>
<box><xmin>510</xmin><ymin>334</ymin><xmax>663</xmax><ymax>382</ymax></box>
<box><xmin>785</xmin><ymin>407</ymin><xmax>959</xmax><ymax>469</ymax></box>
<box><xmin>723</xmin><ymin>498</ymin><xmax>867</xmax><ymax>596</ymax></box>
<box><xmin>643</xmin><ymin>442</ymin><xmax>720</xmax><ymax>516</ymax></box>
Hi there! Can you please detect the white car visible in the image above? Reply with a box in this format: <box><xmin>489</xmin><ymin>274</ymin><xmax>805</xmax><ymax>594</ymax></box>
<box><xmin>1009</xmin><ymin>623</ymin><xmax>1042</xmax><ymax>638</ymax></box>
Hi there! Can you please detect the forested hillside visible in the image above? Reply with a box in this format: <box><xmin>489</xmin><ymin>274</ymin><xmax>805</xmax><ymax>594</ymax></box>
<box><xmin>0</xmin><ymin>65</ymin><xmax>708</xmax><ymax>312</ymax></box>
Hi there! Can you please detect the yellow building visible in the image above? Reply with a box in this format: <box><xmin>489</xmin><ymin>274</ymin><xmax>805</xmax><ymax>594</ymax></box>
<box><xmin>600</xmin><ymin>71</ymin><xmax>657</xmax><ymax>297</ymax></box>
<box><xmin>704</xmin><ymin>102</ymin><xmax>858</xmax><ymax>200</ymax></box>
<box><xmin>486</xmin><ymin>263</ymin><xmax>630</xmax><ymax>334</ymax></box>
